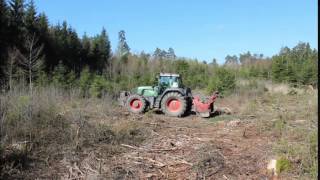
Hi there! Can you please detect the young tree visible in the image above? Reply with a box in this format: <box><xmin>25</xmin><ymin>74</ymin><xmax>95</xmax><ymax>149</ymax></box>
<box><xmin>52</xmin><ymin>60</ymin><xmax>66</xmax><ymax>86</ymax></box>
<box><xmin>117</xmin><ymin>30</ymin><xmax>130</xmax><ymax>57</ymax></box>
<box><xmin>79</xmin><ymin>66</ymin><xmax>92</xmax><ymax>97</ymax></box>
<box><xmin>18</xmin><ymin>33</ymin><xmax>44</xmax><ymax>94</ymax></box>
<box><xmin>207</xmin><ymin>67</ymin><xmax>236</xmax><ymax>95</ymax></box>
<box><xmin>3</xmin><ymin>47</ymin><xmax>19</xmax><ymax>90</ymax></box>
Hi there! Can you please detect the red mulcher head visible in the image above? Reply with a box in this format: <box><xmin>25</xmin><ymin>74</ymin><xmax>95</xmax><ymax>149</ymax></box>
<box><xmin>192</xmin><ymin>91</ymin><xmax>219</xmax><ymax>118</ymax></box>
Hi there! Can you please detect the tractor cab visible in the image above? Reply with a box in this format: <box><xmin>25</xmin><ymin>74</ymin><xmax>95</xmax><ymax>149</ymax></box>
<box><xmin>132</xmin><ymin>73</ymin><xmax>183</xmax><ymax>97</ymax></box>
<box><xmin>157</xmin><ymin>73</ymin><xmax>182</xmax><ymax>94</ymax></box>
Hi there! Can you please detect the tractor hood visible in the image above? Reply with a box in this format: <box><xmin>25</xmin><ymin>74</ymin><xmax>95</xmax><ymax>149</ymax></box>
<box><xmin>133</xmin><ymin>86</ymin><xmax>158</xmax><ymax>97</ymax></box>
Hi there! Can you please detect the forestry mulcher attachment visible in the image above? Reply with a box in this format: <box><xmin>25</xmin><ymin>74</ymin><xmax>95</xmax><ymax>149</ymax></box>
<box><xmin>119</xmin><ymin>73</ymin><xmax>219</xmax><ymax>118</ymax></box>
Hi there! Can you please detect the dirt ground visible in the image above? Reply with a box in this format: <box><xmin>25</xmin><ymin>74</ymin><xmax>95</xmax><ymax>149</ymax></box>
<box><xmin>33</xmin><ymin>109</ymin><xmax>276</xmax><ymax>180</ymax></box>
<box><xmin>104</xmin><ymin>113</ymin><xmax>274</xmax><ymax>180</ymax></box>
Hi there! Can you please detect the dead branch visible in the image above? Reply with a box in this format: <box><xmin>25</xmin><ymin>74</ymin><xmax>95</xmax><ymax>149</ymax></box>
<box><xmin>120</xmin><ymin>144</ymin><xmax>178</xmax><ymax>152</ymax></box>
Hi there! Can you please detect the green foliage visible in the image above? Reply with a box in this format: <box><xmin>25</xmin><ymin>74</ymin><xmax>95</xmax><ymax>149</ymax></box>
<box><xmin>79</xmin><ymin>67</ymin><xmax>92</xmax><ymax>97</ymax></box>
<box><xmin>276</xmin><ymin>156</ymin><xmax>291</xmax><ymax>173</ymax></box>
<box><xmin>89</xmin><ymin>75</ymin><xmax>111</xmax><ymax>98</ymax></box>
<box><xmin>175</xmin><ymin>60</ymin><xmax>189</xmax><ymax>77</ymax></box>
<box><xmin>207</xmin><ymin>67</ymin><xmax>236</xmax><ymax>95</ymax></box>
<box><xmin>35</xmin><ymin>70</ymin><xmax>49</xmax><ymax>86</ymax></box>
<box><xmin>65</xmin><ymin>70</ymin><xmax>77</xmax><ymax>88</ymax></box>
<box><xmin>24</xmin><ymin>0</ymin><xmax>37</xmax><ymax>34</ymax></box>
<box><xmin>308</xmin><ymin>131</ymin><xmax>318</xmax><ymax>178</ymax></box>
<box><xmin>271</xmin><ymin>43</ymin><xmax>318</xmax><ymax>87</ymax></box>
<box><xmin>52</xmin><ymin>61</ymin><xmax>66</xmax><ymax>87</ymax></box>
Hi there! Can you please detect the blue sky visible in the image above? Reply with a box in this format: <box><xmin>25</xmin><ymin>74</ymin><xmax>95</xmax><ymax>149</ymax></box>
<box><xmin>34</xmin><ymin>0</ymin><xmax>317</xmax><ymax>64</ymax></box>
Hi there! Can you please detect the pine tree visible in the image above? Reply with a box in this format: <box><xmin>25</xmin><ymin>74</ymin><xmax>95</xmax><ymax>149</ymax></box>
<box><xmin>93</xmin><ymin>28</ymin><xmax>111</xmax><ymax>74</ymax></box>
<box><xmin>24</xmin><ymin>0</ymin><xmax>37</xmax><ymax>35</ymax></box>
<box><xmin>224</xmin><ymin>55</ymin><xmax>239</xmax><ymax>67</ymax></box>
<box><xmin>0</xmin><ymin>0</ymin><xmax>9</xmax><ymax>78</ymax></box>
<box><xmin>8</xmin><ymin>0</ymin><xmax>25</xmax><ymax>47</ymax></box>
<box><xmin>37</xmin><ymin>12</ymin><xmax>48</xmax><ymax>32</ymax></box>
<box><xmin>271</xmin><ymin>56</ymin><xmax>285</xmax><ymax>82</ymax></box>
<box><xmin>167</xmin><ymin>47</ymin><xmax>176</xmax><ymax>59</ymax></box>
<box><xmin>210</xmin><ymin>58</ymin><xmax>218</xmax><ymax>66</ymax></box>
<box><xmin>159</xmin><ymin>49</ymin><xmax>167</xmax><ymax>59</ymax></box>
<box><xmin>117</xmin><ymin>30</ymin><xmax>130</xmax><ymax>57</ymax></box>
<box><xmin>79</xmin><ymin>67</ymin><xmax>92</xmax><ymax>97</ymax></box>
<box><xmin>153</xmin><ymin>48</ymin><xmax>162</xmax><ymax>59</ymax></box>
<box><xmin>0</xmin><ymin>0</ymin><xmax>9</xmax><ymax>40</ymax></box>
<box><xmin>80</xmin><ymin>33</ymin><xmax>91</xmax><ymax>70</ymax></box>
<box><xmin>52</xmin><ymin>60</ymin><xmax>66</xmax><ymax>86</ymax></box>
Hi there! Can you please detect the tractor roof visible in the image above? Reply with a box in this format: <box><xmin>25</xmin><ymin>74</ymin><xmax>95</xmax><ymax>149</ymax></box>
<box><xmin>160</xmin><ymin>73</ymin><xmax>180</xmax><ymax>77</ymax></box>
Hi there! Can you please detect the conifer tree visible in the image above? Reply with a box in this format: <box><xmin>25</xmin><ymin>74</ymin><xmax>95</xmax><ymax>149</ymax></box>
<box><xmin>117</xmin><ymin>30</ymin><xmax>130</xmax><ymax>57</ymax></box>
<box><xmin>25</xmin><ymin>0</ymin><xmax>37</xmax><ymax>35</ymax></box>
<box><xmin>8</xmin><ymin>0</ymin><xmax>25</xmax><ymax>47</ymax></box>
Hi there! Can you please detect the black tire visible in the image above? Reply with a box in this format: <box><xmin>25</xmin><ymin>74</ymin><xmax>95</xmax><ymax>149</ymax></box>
<box><xmin>161</xmin><ymin>92</ymin><xmax>187</xmax><ymax>117</ymax></box>
<box><xmin>126</xmin><ymin>94</ymin><xmax>147</xmax><ymax>113</ymax></box>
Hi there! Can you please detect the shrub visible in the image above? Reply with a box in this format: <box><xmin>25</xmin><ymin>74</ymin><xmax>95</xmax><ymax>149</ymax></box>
<box><xmin>89</xmin><ymin>75</ymin><xmax>111</xmax><ymax>98</ymax></box>
<box><xmin>207</xmin><ymin>67</ymin><xmax>236</xmax><ymax>95</ymax></box>
<box><xmin>36</xmin><ymin>70</ymin><xmax>49</xmax><ymax>87</ymax></box>
<box><xmin>79</xmin><ymin>67</ymin><xmax>92</xmax><ymax>97</ymax></box>
<box><xmin>65</xmin><ymin>70</ymin><xmax>78</xmax><ymax>89</ymax></box>
<box><xmin>52</xmin><ymin>61</ymin><xmax>67</xmax><ymax>87</ymax></box>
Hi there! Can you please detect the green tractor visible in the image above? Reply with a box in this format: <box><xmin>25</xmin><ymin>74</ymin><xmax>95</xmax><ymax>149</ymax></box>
<box><xmin>119</xmin><ymin>73</ymin><xmax>192</xmax><ymax>117</ymax></box>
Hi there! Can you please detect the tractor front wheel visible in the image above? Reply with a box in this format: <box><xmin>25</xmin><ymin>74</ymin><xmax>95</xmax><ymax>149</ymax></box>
<box><xmin>126</xmin><ymin>95</ymin><xmax>147</xmax><ymax>113</ymax></box>
<box><xmin>161</xmin><ymin>92</ymin><xmax>187</xmax><ymax>117</ymax></box>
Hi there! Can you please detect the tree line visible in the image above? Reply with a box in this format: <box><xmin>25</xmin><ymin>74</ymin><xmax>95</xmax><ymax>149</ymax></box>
<box><xmin>0</xmin><ymin>0</ymin><xmax>318</xmax><ymax>96</ymax></box>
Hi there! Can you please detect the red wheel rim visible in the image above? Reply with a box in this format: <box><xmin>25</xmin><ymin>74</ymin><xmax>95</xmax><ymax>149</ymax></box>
<box><xmin>166</xmin><ymin>99</ymin><xmax>181</xmax><ymax>112</ymax></box>
<box><xmin>130</xmin><ymin>99</ymin><xmax>143</xmax><ymax>110</ymax></box>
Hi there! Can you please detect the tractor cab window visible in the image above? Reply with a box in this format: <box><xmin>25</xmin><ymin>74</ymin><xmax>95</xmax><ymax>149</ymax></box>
<box><xmin>159</xmin><ymin>76</ymin><xmax>170</xmax><ymax>87</ymax></box>
<box><xmin>159</xmin><ymin>76</ymin><xmax>180</xmax><ymax>88</ymax></box>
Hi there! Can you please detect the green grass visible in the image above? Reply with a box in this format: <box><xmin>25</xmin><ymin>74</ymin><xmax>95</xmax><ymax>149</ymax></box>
<box><xmin>276</xmin><ymin>156</ymin><xmax>291</xmax><ymax>174</ymax></box>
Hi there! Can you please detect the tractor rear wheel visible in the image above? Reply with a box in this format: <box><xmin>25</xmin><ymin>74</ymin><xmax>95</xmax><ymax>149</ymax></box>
<box><xmin>161</xmin><ymin>92</ymin><xmax>187</xmax><ymax>117</ymax></box>
<box><xmin>126</xmin><ymin>94</ymin><xmax>147</xmax><ymax>113</ymax></box>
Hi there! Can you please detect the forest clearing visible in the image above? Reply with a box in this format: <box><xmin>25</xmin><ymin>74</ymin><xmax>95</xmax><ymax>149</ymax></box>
<box><xmin>0</xmin><ymin>81</ymin><xmax>317</xmax><ymax>179</ymax></box>
<box><xmin>0</xmin><ymin>0</ymin><xmax>318</xmax><ymax>179</ymax></box>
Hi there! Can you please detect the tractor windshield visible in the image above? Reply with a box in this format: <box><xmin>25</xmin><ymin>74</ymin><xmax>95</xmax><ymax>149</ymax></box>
<box><xmin>159</xmin><ymin>76</ymin><xmax>181</xmax><ymax>88</ymax></box>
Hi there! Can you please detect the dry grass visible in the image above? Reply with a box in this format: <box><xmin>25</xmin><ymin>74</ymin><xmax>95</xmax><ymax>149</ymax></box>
<box><xmin>215</xmin><ymin>80</ymin><xmax>318</xmax><ymax>179</ymax></box>
<box><xmin>0</xmin><ymin>86</ymin><xmax>148</xmax><ymax>179</ymax></box>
